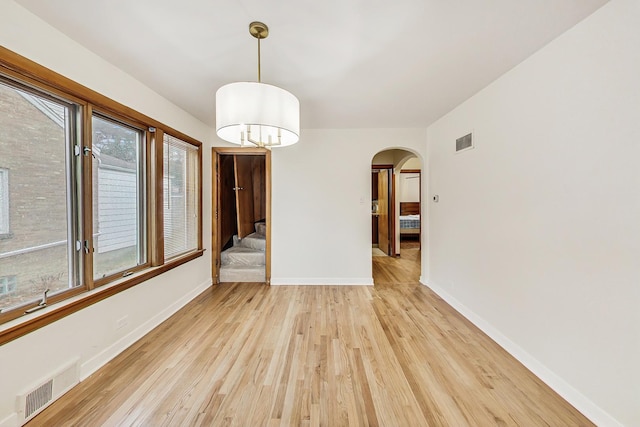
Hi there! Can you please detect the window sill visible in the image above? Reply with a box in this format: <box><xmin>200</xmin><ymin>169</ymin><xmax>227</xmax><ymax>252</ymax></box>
<box><xmin>0</xmin><ymin>249</ymin><xmax>204</xmax><ymax>346</ymax></box>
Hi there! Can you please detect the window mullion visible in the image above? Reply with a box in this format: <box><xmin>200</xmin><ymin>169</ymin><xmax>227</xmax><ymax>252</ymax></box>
<box><xmin>150</xmin><ymin>128</ymin><xmax>165</xmax><ymax>267</ymax></box>
<box><xmin>68</xmin><ymin>102</ymin><xmax>85</xmax><ymax>292</ymax></box>
<box><xmin>82</xmin><ymin>104</ymin><xmax>96</xmax><ymax>290</ymax></box>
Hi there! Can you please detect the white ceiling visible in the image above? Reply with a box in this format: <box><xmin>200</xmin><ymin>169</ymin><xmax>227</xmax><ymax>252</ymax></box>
<box><xmin>15</xmin><ymin>0</ymin><xmax>608</xmax><ymax>129</ymax></box>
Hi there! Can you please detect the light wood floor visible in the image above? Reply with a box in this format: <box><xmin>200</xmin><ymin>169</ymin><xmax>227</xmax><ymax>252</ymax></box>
<box><xmin>29</xmin><ymin>248</ymin><xmax>592</xmax><ymax>426</ymax></box>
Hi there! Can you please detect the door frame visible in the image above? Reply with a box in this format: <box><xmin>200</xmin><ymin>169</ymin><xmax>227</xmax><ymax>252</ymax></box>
<box><xmin>399</xmin><ymin>168</ymin><xmax>422</xmax><ymax>252</ymax></box>
<box><xmin>212</xmin><ymin>147</ymin><xmax>271</xmax><ymax>285</ymax></box>
<box><xmin>371</xmin><ymin>164</ymin><xmax>395</xmax><ymax>256</ymax></box>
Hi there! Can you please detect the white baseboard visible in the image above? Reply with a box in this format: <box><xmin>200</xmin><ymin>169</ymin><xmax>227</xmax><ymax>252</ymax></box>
<box><xmin>421</xmin><ymin>279</ymin><xmax>623</xmax><ymax>427</ymax></box>
<box><xmin>271</xmin><ymin>277</ymin><xmax>373</xmax><ymax>286</ymax></box>
<box><xmin>80</xmin><ymin>278</ymin><xmax>212</xmax><ymax>380</ymax></box>
<box><xmin>0</xmin><ymin>413</ymin><xmax>17</xmax><ymax>427</ymax></box>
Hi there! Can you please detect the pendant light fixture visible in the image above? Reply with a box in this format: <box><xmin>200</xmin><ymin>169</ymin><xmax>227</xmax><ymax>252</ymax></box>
<box><xmin>216</xmin><ymin>21</ymin><xmax>300</xmax><ymax>147</ymax></box>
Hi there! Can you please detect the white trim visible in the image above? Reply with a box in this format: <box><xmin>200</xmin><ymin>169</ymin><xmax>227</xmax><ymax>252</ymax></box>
<box><xmin>421</xmin><ymin>279</ymin><xmax>623</xmax><ymax>427</ymax></box>
<box><xmin>0</xmin><ymin>412</ymin><xmax>17</xmax><ymax>427</ymax></box>
<box><xmin>271</xmin><ymin>277</ymin><xmax>373</xmax><ymax>286</ymax></box>
<box><xmin>80</xmin><ymin>278</ymin><xmax>212</xmax><ymax>379</ymax></box>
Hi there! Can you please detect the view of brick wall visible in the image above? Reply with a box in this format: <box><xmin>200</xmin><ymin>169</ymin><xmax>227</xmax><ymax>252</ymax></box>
<box><xmin>0</xmin><ymin>83</ymin><xmax>70</xmax><ymax>309</ymax></box>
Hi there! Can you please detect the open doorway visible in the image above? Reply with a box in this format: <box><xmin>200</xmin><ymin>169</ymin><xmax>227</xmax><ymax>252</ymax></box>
<box><xmin>398</xmin><ymin>163</ymin><xmax>421</xmax><ymax>251</ymax></box>
<box><xmin>212</xmin><ymin>147</ymin><xmax>271</xmax><ymax>284</ymax></box>
<box><xmin>371</xmin><ymin>149</ymin><xmax>422</xmax><ymax>256</ymax></box>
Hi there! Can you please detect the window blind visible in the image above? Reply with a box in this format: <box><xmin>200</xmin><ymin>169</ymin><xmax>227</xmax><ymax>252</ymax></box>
<box><xmin>163</xmin><ymin>134</ymin><xmax>199</xmax><ymax>259</ymax></box>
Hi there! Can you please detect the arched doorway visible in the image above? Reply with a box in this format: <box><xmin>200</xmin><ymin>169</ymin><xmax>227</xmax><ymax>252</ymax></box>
<box><xmin>371</xmin><ymin>148</ymin><xmax>422</xmax><ymax>283</ymax></box>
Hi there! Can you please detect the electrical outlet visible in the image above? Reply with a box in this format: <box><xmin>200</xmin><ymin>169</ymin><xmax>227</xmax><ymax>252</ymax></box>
<box><xmin>116</xmin><ymin>315</ymin><xmax>129</xmax><ymax>330</ymax></box>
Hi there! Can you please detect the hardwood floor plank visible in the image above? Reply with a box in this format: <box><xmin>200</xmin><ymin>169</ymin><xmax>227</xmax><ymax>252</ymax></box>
<box><xmin>27</xmin><ymin>249</ymin><xmax>593</xmax><ymax>426</ymax></box>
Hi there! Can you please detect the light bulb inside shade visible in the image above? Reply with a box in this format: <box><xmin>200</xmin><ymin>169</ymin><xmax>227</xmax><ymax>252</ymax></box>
<box><xmin>216</xmin><ymin>82</ymin><xmax>300</xmax><ymax>147</ymax></box>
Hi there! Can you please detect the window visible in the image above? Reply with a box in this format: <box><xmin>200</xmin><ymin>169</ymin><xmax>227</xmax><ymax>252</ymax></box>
<box><xmin>0</xmin><ymin>49</ymin><xmax>203</xmax><ymax>338</ymax></box>
<box><xmin>0</xmin><ymin>80</ymin><xmax>80</xmax><ymax>314</ymax></box>
<box><xmin>0</xmin><ymin>168</ymin><xmax>8</xmax><ymax>235</ymax></box>
<box><xmin>92</xmin><ymin>115</ymin><xmax>147</xmax><ymax>280</ymax></box>
<box><xmin>163</xmin><ymin>134</ymin><xmax>199</xmax><ymax>259</ymax></box>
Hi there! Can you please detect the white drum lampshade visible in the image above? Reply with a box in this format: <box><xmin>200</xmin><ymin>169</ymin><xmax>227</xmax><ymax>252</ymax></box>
<box><xmin>216</xmin><ymin>81</ymin><xmax>300</xmax><ymax>147</ymax></box>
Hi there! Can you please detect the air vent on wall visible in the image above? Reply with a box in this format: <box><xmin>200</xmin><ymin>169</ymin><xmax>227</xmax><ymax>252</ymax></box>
<box><xmin>23</xmin><ymin>380</ymin><xmax>52</xmax><ymax>420</ymax></box>
<box><xmin>16</xmin><ymin>359</ymin><xmax>79</xmax><ymax>425</ymax></box>
<box><xmin>456</xmin><ymin>132</ymin><xmax>473</xmax><ymax>152</ymax></box>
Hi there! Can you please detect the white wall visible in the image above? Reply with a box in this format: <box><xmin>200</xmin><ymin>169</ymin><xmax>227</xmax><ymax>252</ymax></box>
<box><xmin>401</xmin><ymin>157</ymin><xmax>421</xmax><ymax>170</ymax></box>
<box><xmin>0</xmin><ymin>2</ymin><xmax>212</xmax><ymax>425</ymax></box>
<box><xmin>399</xmin><ymin>173</ymin><xmax>420</xmax><ymax>203</ymax></box>
<box><xmin>270</xmin><ymin>129</ymin><xmax>426</xmax><ymax>284</ymax></box>
<box><xmin>426</xmin><ymin>0</ymin><xmax>639</xmax><ymax>425</ymax></box>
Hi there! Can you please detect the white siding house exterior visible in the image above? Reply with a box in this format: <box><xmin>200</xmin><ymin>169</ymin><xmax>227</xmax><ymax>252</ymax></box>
<box><xmin>96</xmin><ymin>163</ymin><xmax>137</xmax><ymax>254</ymax></box>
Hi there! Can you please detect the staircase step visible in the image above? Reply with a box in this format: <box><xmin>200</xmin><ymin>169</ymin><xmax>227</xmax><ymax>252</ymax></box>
<box><xmin>220</xmin><ymin>246</ymin><xmax>265</xmax><ymax>266</ymax></box>
<box><xmin>239</xmin><ymin>232</ymin><xmax>266</xmax><ymax>251</ymax></box>
<box><xmin>219</xmin><ymin>265</ymin><xmax>265</xmax><ymax>283</ymax></box>
<box><xmin>255</xmin><ymin>222</ymin><xmax>266</xmax><ymax>235</ymax></box>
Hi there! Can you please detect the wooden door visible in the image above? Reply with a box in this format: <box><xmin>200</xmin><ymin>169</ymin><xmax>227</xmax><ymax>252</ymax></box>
<box><xmin>234</xmin><ymin>155</ymin><xmax>256</xmax><ymax>238</ymax></box>
<box><xmin>378</xmin><ymin>169</ymin><xmax>390</xmax><ymax>255</ymax></box>
<box><xmin>251</xmin><ymin>156</ymin><xmax>266</xmax><ymax>221</ymax></box>
<box><xmin>372</xmin><ymin>172</ymin><xmax>379</xmax><ymax>244</ymax></box>
<box><xmin>219</xmin><ymin>155</ymin><xmax>238</xmax><ymax>250</ymax></box>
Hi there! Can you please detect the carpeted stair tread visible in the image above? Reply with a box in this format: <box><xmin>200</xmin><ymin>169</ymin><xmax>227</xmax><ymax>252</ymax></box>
<box><xmin>255</xmin><ymin>222</ymin><xmax>266</xmax><ymax>235</ymax></box>
<box><xmin>219</xmin><ymin>265</ymin><xmax>265</xmax><ymax>283</ymax></box>
<box><xmin>220</xmin><ymin>246</ymin><xmax>265</xmax><ymax>266</ymax></box>
<box><xmin>238</xmin><ymin>232</ymin><xmax>266</xmax><ymax>251</ymax></box>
